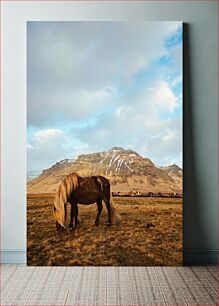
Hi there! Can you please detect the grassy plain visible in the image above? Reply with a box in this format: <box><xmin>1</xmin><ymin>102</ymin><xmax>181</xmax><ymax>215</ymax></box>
<box><xmin>27</xmin><ymin>194</ymin><xmax>182</xmax><ymax>266</ymax></box>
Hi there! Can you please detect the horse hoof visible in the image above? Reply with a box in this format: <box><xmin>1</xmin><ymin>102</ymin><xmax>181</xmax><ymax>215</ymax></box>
<box><xmin>94</xmin><ymin>222</ymin><xmax>99</xmax><ymax>226</ymax></box>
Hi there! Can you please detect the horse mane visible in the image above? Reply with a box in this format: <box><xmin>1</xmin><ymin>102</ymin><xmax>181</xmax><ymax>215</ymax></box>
<box><xmin>53</xmin><ymin>172</ymin><xmax>79</xmax><ymax>227</ymax></box>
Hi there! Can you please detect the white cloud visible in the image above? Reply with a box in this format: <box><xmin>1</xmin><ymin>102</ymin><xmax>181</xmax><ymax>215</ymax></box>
<box><xmin>76</xmin><ymin>77</ymin><xmax>182</xmax><ymax>166</ymax></box>
<box><xmin>143</xmin><ymin>122</ymin><xmax>182</xmax><ymax>166</ymax></box>
<box><xmin>153</xmin><ymin>81</ymin><xmax>178</xmax><ymax>112</ymax></box>
<box><xmin>162</xmin><ymin>128</ymin><xmax>177</xmax><ymax>142</ymax></box>
<box><xmin>27</xmin><ymin>129</ymin><xmax>72</xmax><ymax>171</ymax></box>
<box><xmin>34</xmin><ymin>129</ymin><xmax>63</xmax><ymax>144</ymax></box>
<box><xmin>28</xmin><ymin>21</ymin><xmax>182</xmax><ymax>127</ymax></box>
<box><xmin>171</xmin><ymin>75</ymin><xmax>182</xmax><ymax>87</ymax></box>
<box><xmin>28</xmin><ymin>86</ymin><xmax>118</xmax><ymax>126</ymax></box>
<box><xmin>27</xmin><ymin>21</ymin><xmax>183</xmax><ymax>170</ymax></box>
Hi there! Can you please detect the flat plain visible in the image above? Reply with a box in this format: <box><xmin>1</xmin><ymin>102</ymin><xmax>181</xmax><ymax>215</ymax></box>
<box><xmin>27</xmin><ymin>194</ymin><xmax>182</xmax><ymax>266</ymax></box>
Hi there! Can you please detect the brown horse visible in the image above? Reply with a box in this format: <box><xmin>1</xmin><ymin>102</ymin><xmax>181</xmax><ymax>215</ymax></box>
<box><xmin>53</xmin><ymin>172</ymin><xmax>120</xmax><ymax>230</ymax></box>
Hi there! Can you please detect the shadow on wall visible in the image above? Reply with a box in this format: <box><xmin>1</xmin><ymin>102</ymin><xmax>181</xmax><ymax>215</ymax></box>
<box><xmin>183</xmin><ymin>24</ymin><xmax>214</xmax><ymax>265</ymax></box>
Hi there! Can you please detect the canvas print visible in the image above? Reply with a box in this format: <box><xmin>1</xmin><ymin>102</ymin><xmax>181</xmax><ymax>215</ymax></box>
<box><xmin>27</xmin><ymin>21</ymin><xmax>183</xmax><ymax>266</ymax></box>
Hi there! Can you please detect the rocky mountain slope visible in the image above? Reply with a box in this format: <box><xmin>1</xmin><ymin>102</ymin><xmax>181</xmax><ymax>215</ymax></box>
<box><xmin>27</xmin><ymin>147</ymin><xmax>182</xmax><ymax>194</ymax></box>
<box><xmin>27</xmin><ymin>170</ymin><xmax>43</xmax><ymax>182</ymax></box>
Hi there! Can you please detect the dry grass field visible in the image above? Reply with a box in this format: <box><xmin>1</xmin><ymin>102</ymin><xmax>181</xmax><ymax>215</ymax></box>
<box><xmin>27</xmin><ymin>194</ymin><xmax>182</xmax><ymax>266</ymax></box>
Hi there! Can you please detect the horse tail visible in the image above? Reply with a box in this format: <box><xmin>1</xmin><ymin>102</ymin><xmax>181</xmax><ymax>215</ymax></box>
<box><xmin>110</xmin><ymin>195</ymin><xmax>122</xmax><ymax>225</ymax></box>
<box><xmin>53</xmin><ymin>172</ymin><xmax>79</xmax><ymax>228</ymax></box>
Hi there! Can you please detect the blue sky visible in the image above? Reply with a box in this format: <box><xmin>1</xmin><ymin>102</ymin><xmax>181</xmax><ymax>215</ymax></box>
<box><xmin>27</xmin><ymin>21</ymin><xmax>182</xmax><ymax>172</ymax></box>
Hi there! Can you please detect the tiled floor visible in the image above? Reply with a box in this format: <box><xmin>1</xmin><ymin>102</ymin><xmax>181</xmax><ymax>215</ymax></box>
<box><xmin>1</xmin><ymin>265</ymin><xmax>218</xmax><ymax>305</ymax></box>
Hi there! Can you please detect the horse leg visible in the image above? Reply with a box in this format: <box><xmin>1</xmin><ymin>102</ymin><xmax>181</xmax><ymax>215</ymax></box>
<box><xmin>104</xmin><ymin>198</ymin><xmax>112</xmax><ymax>225</ymax></box>
<box><xmin>74</xmin><ymin>203</ymin><xmax>79</xmax><ymax>228</ymax></box>
<box><xmin>95</xmin><ymin>199</ymin><xmax>103</xmax><ymax>226</ymax></box>
<box><xmin>69</xmin><ymin>204</ymin><xmax>74</xmax><ymax>229</ymax></box>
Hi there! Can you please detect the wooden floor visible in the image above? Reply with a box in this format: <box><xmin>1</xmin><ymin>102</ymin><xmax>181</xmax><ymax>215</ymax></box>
<box><xmin>1</xmin><ymin>265</ymin><xmax>218</xmax><ymax>305</ymax></box>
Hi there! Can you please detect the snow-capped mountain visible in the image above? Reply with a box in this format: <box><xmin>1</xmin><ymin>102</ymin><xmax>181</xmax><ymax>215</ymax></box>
<box><xmin>27</xmin><ymin>147</ymin><xmax>182</xmax><ymax>194</ymax></box>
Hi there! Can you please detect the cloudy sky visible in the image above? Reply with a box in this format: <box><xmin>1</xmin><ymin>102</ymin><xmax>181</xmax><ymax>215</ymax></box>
<box><xmin>27</xmin><ymin>21</ymin><xmax>182</xmax><ymax>172</ymax></box>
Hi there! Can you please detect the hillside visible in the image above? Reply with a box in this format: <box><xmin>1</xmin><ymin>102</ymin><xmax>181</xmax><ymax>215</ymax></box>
<box><xmin>27</xmin><ymin>147</ymin><xmax>182</xmax><ymax>194</ymax></box>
